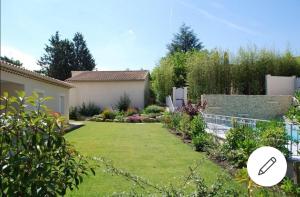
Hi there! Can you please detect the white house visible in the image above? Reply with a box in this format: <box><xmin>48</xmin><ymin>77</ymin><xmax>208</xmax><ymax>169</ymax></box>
<box><xmin>0</xmin><ymin>60</ymin><xmax>73</xmax><ymax>118</ymax></box>
<box><xmin>66</xmin><ymin>70</ymin><xmax>150</xmax><ymax>109</ymax></box>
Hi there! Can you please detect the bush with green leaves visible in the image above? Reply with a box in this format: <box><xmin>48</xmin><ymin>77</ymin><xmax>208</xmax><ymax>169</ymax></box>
<box><xmin>179</xmin><ymin>113</ymin><xmax>192</xmax><ymax>138</ymax></box>
<box><xmin>167</xmin><ymin>112</ymin><xmax>182</xmax><ymax>131</ymax></box>
<box><xmin>190</xmin><ymin>114</ymin><xmax>206</xmax><ymax>137</ymax></box>
<box><xmin>280</xmin><ymin>178</ymin><xmax>300</xmax><ymax>196</ymax></box>
<box><xmin>223</xmin><ymin>121</ymin><xmax>290</xmax><ymax>167</ymax></box>
<box><xmin>192</xmin><ymin>133</ymin><xmax>214</xmax><ymax>152</ymax></box>
<box><xmin>69</xmin><ymin>102</ymin><xmax>101</xmax><ymax>120</ymax></box>
<box><xmin>69</xmin><ymin>106</ymin><xmax>81</xmax><ymax>120</ymax></box>
<box><xmin>257</xmin><ymin>121</ymin><xmax>289</xmax><ymax>156</ymax></box>
<box><xmin>126</xmin><ymin>107</ymin><xmax>138</xmax><ymax>116</ymax></box>
<box><xmin>222</xmin><ymin>124</ymin><xmax>259</xmax><ymax>167</ymax></box>
<box><xmin>0</xmin><ymin>92</ymin><xmax>93</xmax><ymax>196</ymax></box>
<box><xmin>78</xmin><ymin>102</ymin><xmax>101</xmax><ymax>117</ymax></box>
<box><xmin>102</xmin><ymin>108</ymin><xmax>116</xmax><ymax>120</ymax></box>
<box><xmin>116</xmin><ymin>93</ymin><xmax>131</xmax><ymax>112</ymax></box>
<box><xmin>143</xmin><ymin>105</ymin><xmax>165</xmax><ymax>114</ymax></box>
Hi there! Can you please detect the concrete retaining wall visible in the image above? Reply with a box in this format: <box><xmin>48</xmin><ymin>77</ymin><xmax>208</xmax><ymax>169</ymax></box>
<box><xmin>201</xmin><ymin>94</ymin><xmax>292</xmax><ymax>120</ymax></box>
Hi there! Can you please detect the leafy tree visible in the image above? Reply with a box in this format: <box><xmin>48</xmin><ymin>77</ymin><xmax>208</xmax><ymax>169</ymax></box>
<box><xmin>38</xmin><ymin>32</ymin><xmax>75</xmax><ymax>80</ymax></box>
<box><xmin>152</xmin><ymin>57</ymin><xmax>174</xmax><ymax>103</ymax></box>
<box><xmin>171</xmin><ymin>52</ymin><xmax>188</xmax><ymax>87</ymax></box>
<box><xmin>0</xmin><ymin>56</ymin><xmax>23</xmax><ymax>66</ymax></box>
<box><xmin>38</xmin><ymin>32</ymin><xmax>96</xmax><ymax>80</ymax></box>
<box><xmin>167</xmin><ymin>23</ymin><xmax>204</xmax><ymax>54</ymax></box>
<box><xmin>73</xmin><ymin>32</ymin><xmax>96</xmax><ymax>71</ymax></box>
<box><xmin>0</xmin><ymin>91</ymin><xmax>94</xmax><ymax>196</ymax></box>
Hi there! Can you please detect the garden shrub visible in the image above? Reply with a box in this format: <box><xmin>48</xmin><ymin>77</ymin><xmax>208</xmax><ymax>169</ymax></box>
<box><xmin>69</xmin><ymin>106</ymin><xmax>81</xmax><ymax>120</ymax></box>
<box><xmin>257</xmin><ymin>121</ymin><xmax>290</xmax><ymax>156</ymax></box>
<box><xmin>0</xmin><ymin>92</ymin><xmax>93</xmax><ymax>196</ymax></box>
<box><xmin>179</xmin><ymin>100</ymin><xmax>207</xmax><ymax>117</ymax></box>
<box><xmin>222</xmin><ymin>124</ymin><xmax>259</xmax><ymax>167</ymax></box>
<box><xmin>179</xmin><ymin>113</ymin><xmax>192</xmax><ymax>138</ymax></box>
<box><xmin>143</xmin><ymin>105</ymin><xmax>164</xmax><ymax>114</ymax></box>
<box><xmin>116</xmin><ymin>93</ymin><xmax>131</xmax><ymax>111</ymax></box>
<box><xmin>192</xmin><ymin>133</ymin><xmax>213</xmax><ymax>152</ymax></box>
<box><xmin>190</xmin><ymin>114</ymin><xmax>206</xmax><ymax>137</ymax></box>
<box><xmin>102</xmin><ymin>108</ymin><xmax>116</xmax><ymax>120</ymax></box>
<box><xmin>223</xmin><ymin>121</ymin><xmax>291</xmax><ymax>167</ymax></box>
<box><xmin>169</xmin><ymin>112</ymin><xmax>182</xmax><ymax>130</ymax></box>
<box><xmin>162</xmin><ymin>112</ymin><xmax>172</xmax><ymax>127</ymax></box>
<box><xmin>126</xmin><ymin>107</ymin><xmax>138</xmax><ymax>116</ymax></box>
<box><xmin>190</xmin><ymin>115</ymin><xmax>211</xmax><ymax>151</ymax></box>
<box><xmin>126</xmin><ymin>114</ymin><xmax>142</xmax><ymax>123</ymax></box>
<box><xmin>79</xmin><ymin>102</ymin><xmax>101</xmax><ymax>117</ymax></box>
<box><xmin>280</xmin><ymin>178</ymin><xmax>300</xmax><ymax>196</ymax></box>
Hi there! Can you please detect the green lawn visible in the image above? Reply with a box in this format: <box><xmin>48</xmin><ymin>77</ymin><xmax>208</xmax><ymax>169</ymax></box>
<box><xmin>65</xmin><ymin>122</ymin><xmax>244</xmax><ymax>196</ymax></box>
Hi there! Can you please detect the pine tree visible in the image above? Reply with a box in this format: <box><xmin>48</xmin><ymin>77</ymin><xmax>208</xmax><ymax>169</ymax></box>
<box><xmin>167</xmin><ymin>24</ymin><xmax>204</xmax><ymax>54</ymax></box>
<box><xmin>38</xmin><ymin>32</ymin><xmax>75</xmax><ymax>80</ymax></box>
<box><xmin>37</xmin><ymin>32</ymin><xmax>96</xmax><ymax>80</ymax></box>
<box><xmin>72</xmin><ymin>32</ymin><xmax>95</xmax><ymax>71</ymax></box>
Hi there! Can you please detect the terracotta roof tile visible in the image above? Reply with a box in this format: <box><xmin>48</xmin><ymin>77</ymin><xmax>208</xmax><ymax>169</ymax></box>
<box><xmin>66</xmin><ymin>70</ymin><xmax>149</xmax><ymax>81</ymax></box>
<box><xmin>0</xmin><ymin>60</ymin><xmax>74</xmax><ymax>88</ymax></box>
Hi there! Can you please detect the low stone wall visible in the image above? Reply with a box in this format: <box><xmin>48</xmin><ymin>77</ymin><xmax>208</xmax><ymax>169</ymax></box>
<box><xmin>201</xmin><ymin>94</ymin><xmax>292</xmax><ymax>120</ymax></box>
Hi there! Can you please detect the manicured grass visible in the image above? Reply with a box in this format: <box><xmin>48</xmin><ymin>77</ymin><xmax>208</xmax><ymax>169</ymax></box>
<box><xmin>65</xmin><ymin>122</ymin><xmax>244</xmax><ymax>196</ymax></box>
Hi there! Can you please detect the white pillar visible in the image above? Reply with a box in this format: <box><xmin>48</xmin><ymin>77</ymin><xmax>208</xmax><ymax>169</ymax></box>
<box><xmin>184</xmin><ymin>87</ymin><xmax>188</xmax><ymax>105</ymax></box>
<box><xmin>172</xmin><ymin>87</ymin><xmax>176</xmax><ymax>104</ymax></box>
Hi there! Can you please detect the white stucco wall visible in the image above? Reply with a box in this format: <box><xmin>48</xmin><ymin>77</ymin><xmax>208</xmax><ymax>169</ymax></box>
<box><xmin>1</xmin><ymin>70</ymin><xmax>70</xmax><ymax>119</ymax></box>
<box><xmin>69</xmin><ymin>80</ymin><xmax>148</xmax><ymax>109</ymax></box>
<box><xmin>266</xmin><ymin>74</ymin><xmax>296</xmax><ymax>95</ymax></box>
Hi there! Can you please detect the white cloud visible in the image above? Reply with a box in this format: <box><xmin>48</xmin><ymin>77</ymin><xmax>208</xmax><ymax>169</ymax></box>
<box><xmin>1</xmin><ymin>45</ymin><xmax>39</xmax><ymax>71</ymax></box>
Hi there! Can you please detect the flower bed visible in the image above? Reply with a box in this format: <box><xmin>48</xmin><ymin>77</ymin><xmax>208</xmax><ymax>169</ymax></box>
<box><xmin>88</xmin><ymin>105</ymin><xmax>164</xmax><ymax>123</ymax></box>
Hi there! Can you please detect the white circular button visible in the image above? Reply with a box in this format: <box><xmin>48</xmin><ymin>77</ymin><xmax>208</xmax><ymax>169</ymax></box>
<box><xmin>247</xmin><ymin>146</ymin><xmax>287</xmax><ymax>187</ymax></box>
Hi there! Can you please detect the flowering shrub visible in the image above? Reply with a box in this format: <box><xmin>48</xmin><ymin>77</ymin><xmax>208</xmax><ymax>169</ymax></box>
<box><xmin>126</xmin><ymin>114</ymin><xmax>143</xmax><ymax>123</ymax></box>
<box><xmin>179</xmin><ymin>100</ymin><xmax>207</xmax><ymax>117</ymax></box>
<box><xmin>0</xmin><ymin>92</ymin><xmax>93</xmax><ymax>196</ymax></box>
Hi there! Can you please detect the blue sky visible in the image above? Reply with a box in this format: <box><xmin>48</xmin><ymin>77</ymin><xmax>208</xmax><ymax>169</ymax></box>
<box><xmin>2</xmin><ymin>0</ymin><xmax>300</xmax><ymax>71</ymax></box>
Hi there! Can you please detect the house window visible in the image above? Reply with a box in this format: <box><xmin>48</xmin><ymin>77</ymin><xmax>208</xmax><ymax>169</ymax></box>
<box><xmin>59</xmin><ymin>96</ymin><xmax>65</xmax><ymax>114</ymax></box>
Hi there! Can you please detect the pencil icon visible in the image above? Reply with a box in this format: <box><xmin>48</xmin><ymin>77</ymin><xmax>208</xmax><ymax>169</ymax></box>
<box><xmin>258</xmin><ymin>157</ymin><xmax>277</xmax><ymax>175</ymax></box>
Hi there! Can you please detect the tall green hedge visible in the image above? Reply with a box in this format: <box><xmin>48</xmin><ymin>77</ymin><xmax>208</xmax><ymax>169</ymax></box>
<box><xmin>152</xmin><ymin>46</ymin><xmax>300</xmax><ymax>102</ymax></box>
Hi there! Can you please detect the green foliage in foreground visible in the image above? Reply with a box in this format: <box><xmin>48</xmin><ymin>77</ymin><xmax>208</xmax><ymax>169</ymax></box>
<box><xmin>65</xmin><ymin>122</ymin><xmax>245</xmax><ymax>196</ymax></box>
<box><xmin>222</xmin><ymin>121</ymin><xmax>289</xmax><ymax>167</ymax></box>
<box><xmin>93</xmin><ymin>157</ymin><xmax>239</xmax><ymax>196</ymax></box>
<box><xmin>0</xmin><ymin>92</ymin><xmax>92</xmax><ymax>196</ymax></box>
